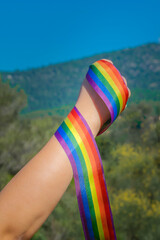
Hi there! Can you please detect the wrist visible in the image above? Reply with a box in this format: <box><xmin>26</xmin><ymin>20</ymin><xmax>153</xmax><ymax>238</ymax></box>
<box><xmin>75</xmin><ymin>78</ymin><xmax>110</xmax><ymax>137</ymax></box>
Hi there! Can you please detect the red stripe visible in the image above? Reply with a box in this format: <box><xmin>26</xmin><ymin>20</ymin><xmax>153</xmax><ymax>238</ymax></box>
<box><xmin>97</xmin><ymin>60</ymin><xmax>126</xmax><ymax>110</ymax></box>
<box><xmin>69</xmin><ymin>110</ymin><xmax>110</xmax><ymax>239</ymax></box>
<box><xmin>72</xmin><ymin>108</ymin><xmax>115</xmax><ymax>239</ymax></box>
<box><xmin>101</xmin><ymin>60</ymin><xmax>129</xmax><ymax>110</ymax></box>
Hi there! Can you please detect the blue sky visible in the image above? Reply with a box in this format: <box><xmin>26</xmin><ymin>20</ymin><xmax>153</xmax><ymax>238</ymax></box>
<box><xmin>0</xmin><ymin>0</ymin><xmax>160</xmax><ymax>71</ymax></box>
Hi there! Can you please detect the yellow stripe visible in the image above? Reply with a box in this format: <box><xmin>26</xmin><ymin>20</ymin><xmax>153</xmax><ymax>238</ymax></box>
<box><xmin>94</xmin><ymin>62</ymin><xmax>123</xmax><ymax>112</ymax></box>
<box><xmin>65</xmin><ymin>117</ymin><xmax>105</xmax><ymax>240</ymax></box>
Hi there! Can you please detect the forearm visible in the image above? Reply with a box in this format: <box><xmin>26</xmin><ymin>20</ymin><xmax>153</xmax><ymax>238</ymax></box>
<box><xmin>0</xmin><ymin>78</ymin><xmax>110</xmax><ymax>240</ymax></box>
<box><xmin>0</xmin><ymin>135</ymin><xmax>73</xmax><ymax>239</ymax></box>
<box><xmin>0</xmin><ymin>59</ymin><xmax>130</xmax><ymax>240</ymax></box>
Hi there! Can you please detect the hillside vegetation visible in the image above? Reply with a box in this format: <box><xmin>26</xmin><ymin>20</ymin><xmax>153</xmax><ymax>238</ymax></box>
<box><xmin>1</xmin><ymin>43</ymin><xmax>160</xmax><ymax>116</ymax></box>
<box><xmin>0</xmin><ymin>43</ymin><xmax>160</xmax><ymax>239</ymax></box>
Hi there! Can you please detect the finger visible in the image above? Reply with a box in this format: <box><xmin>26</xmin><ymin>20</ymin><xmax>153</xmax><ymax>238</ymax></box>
<box><xmin>122</xmin><ymin>76</ymin><xmax>127</xmax><ymax>86</ymax></box>
<box><xmin>128</xmin><ymin>87</ymin><xmax>131</xmax><ymax>98</ymax></box>
<box><xmin>102</xmin><ymin>59</ymin><xmax>113</xmax><ymax>64</ymax></box>
<box><xmin>122</xmin><ymin>76</ymin><xmax>131</xmax><ymax>98</ymax></box>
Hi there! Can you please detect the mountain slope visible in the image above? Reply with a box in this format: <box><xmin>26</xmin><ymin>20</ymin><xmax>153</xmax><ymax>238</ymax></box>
<box><xmin>1</xmin><ymin>43</ymin><xmax>160</xmax><ymax>115</ymax></box>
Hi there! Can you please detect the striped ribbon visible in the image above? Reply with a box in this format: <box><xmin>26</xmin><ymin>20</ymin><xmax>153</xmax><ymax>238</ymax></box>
<box><xmin>86</xmin><ymin>59</ymin><xmax>129</xmax><ymax>135</ymax></box>
<box><xmin>54</xmin><ymin>60</ymin><xmax>129</xmax><ymax>239</ymax></box>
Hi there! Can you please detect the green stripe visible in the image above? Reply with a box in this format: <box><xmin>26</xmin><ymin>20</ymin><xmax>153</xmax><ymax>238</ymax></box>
<box><xmin>90</xmin><ymin>64</ymin><xmax>120</xmax><ymax>115</ymax></box>
<box><xmin>61</xmin><ymin>121</ymin><xmax>100</xmax><ymax>239</ymax></box>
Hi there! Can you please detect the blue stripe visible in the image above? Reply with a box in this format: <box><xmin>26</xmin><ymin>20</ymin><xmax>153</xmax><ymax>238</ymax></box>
<box><xmin>58</xmin><ymin>124</ymin><xmax>95</xmax><ymax>239</ymax></box>
<box><xmin>88</xmin><ymin>68</ymin><xmax>118</xmax><ymax>121</ymax></box>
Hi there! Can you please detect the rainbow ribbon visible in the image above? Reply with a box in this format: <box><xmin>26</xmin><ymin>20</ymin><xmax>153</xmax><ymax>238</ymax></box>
<box><xmin>54</xmin><ymin>60</ymin><xmax>129</xmax><ymax>239</ymax></box>
<box><xmin>86</xmin><ymin>60</ymin><xmax>129</xmax><ymax>135</ymax></box>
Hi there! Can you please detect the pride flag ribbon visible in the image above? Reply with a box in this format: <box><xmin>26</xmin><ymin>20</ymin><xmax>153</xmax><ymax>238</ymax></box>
<box><xmin>86</xmin><ymin>59</ymin><xmax>129</xmax><ymax>135</ymax></box>
<box><xmin>54</xmin><ymin>60</ymin><xmax>129</xmax><ymax>239</ymax></box>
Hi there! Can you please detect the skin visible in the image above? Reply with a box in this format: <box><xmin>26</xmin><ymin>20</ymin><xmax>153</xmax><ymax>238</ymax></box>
<box><xmin>0</xmin><ymin>60</ymin><xmax>131</xmax><ymax>240</ymax></box>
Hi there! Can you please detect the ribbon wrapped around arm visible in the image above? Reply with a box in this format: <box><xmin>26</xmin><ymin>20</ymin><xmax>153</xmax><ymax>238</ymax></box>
<box><xmin>54</xmin><ymin>59</ymin><xmax>129</xmax><ymax>240</ymax></box>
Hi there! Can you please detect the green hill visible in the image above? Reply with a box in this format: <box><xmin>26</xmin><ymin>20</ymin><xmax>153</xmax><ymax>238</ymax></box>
<box><xmin>0</xmin><ymin>44</ymin><xmax>160</xmax><ymax>240</ymax></box>
<box><xmin>1</xmin><ymin>43</ymin><xmax>160</xmax><ymax>116</ymax></box>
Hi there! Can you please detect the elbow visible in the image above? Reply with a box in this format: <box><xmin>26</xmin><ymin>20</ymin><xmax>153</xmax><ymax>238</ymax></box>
<box><xmin>0</xmin><ymin>228</ymin><xmax>27</xmax><ymax>240</ymax></box>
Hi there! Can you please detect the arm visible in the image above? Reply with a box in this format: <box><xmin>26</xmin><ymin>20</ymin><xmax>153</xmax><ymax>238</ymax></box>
<box><xmin>0</xmin><ymin>61</ymin><xmax>130</xmax><ymax>240</ymax></box>
<box><xmin>0</xmin><ymin>75</ymin><xmax>116</xmax><ymax>240</ymax></box>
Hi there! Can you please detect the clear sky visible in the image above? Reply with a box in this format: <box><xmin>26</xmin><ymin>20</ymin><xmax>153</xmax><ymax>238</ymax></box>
<box><xmin>0</xmin><ymin>0</ymin><xmax>160</xmax><ymax>71</ymax></box>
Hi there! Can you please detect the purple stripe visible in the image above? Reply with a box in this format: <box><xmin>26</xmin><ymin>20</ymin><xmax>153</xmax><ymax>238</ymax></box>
<box><xmin>74</xmin><ymin>106</ymin><xmax>117</xmax><ymax>239</ymax></box>
<box><xmin>86</xmin><ymin>74</ymin><xmax>114</xmax><ymax>123</ymax></box>
<box><xmin>54</xmin><ymin>131</ymin><xmax>90</xmax><ymax>239</ymax></box>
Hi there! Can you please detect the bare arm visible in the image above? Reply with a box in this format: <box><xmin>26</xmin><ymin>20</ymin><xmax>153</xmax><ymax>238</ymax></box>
<box><xmin>0</xmin><ymin>75</ymin><xmax>114</xmax><ymax>239</ymax></box>
<box><xmin>0</xmin><ymin>62</ymin><xmax>130</xmax><ymax>240</ymax></box>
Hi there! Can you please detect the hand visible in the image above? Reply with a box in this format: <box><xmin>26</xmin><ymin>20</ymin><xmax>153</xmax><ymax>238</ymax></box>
<box><xmin>75</xmin><ymin>59</ymin><xmax>131</xmax><ymax>137</ymax></box>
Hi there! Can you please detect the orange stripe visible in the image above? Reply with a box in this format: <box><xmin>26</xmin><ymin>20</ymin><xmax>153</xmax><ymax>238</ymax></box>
<box><xmin>68</xmin><ymin>112</ymin><xmax>110</xmax><ymax>239</ymax></box>
<box><xmin>97</xmin><ymin>60</ymin><xmax>126</xmax><ymax>111</ymax></box>
<box><xmin>100</xmin><ymin>60</ymin><xmax>129</xmax><ymax>110</ymax></box>
<box><xmin>102</xmin><ymin>60</ymin><xmax>129</xmax><ymax>98</ymax></box>
<box><xmin>72</xmin><ymin>108</ymin><xmax>115</xmax><ymax>239</ymax></box>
